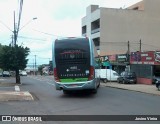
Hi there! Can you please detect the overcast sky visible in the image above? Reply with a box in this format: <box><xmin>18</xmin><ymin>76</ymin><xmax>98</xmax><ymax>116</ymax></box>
<box><xmin>0</xmin><ymin>0</ymin><xmax>141</xmax><ymax>66</ymax></box>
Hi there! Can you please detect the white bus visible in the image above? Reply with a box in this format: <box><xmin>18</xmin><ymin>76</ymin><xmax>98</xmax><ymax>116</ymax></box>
<box><xmin>52</xmin><ymin>37</ymin><xmax>100</xmax><ymax>94</ymax></box>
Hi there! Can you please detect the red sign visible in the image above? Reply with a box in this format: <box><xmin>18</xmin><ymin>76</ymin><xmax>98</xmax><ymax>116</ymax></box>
<box><xmin>108</xmin><ymin>55</ymin><xmax>116</xmax><ymax>62</ymax></box>
<box><xmin>130</xmin><ymin>51</ymin><xmax>160</xmax><ymax>65</ymax></box>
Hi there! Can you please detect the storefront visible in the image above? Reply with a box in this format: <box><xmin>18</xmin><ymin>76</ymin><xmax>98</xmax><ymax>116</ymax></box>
<box><xmin>100</xmin><ymin>54</ymin><xmax>129</xmax><ymax>74</ymax></box>
<box><xmin>130</xmin><ymin>51</ymin><xmax>160</xmax><ymax>84</ymax></box>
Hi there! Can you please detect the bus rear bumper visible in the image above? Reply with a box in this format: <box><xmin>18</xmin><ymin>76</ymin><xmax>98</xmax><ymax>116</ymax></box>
<box><xmin>55</xmin><ymin>80</ymin><xmax>96</xmax><ymax>91</ymax></box>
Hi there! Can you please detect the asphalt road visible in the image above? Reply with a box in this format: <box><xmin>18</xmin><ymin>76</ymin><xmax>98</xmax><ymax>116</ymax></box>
<box><xmin>0</xmin><ymin>76</ymin><xmax>160</xmax><ymax>124</ymax></box>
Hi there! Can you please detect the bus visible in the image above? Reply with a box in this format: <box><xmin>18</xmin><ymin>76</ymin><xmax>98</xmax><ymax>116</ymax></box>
<box><xmin>52</xmin><ymin>37</ymin><xmax>100</xmax><ymax>94</ymax></box>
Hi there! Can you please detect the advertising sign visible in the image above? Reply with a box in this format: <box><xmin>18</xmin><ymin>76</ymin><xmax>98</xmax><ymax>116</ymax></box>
<box><xmin>117</xmin><ymin>54</ymin><xmax>128</xmax><ymax>62</ymax></box>
<box><xmin>108</xmin><ymin>55</ymin><xmax>116</xmax><ymax>62</ymax></box>
<box><xmin>130</xmin><ymin>51</ymin><xmax>160</xmax><ymax>65</ymax></box>
<box><xmin>155</xmin><ymin>51</ymin><xmax>160</xmax><ymax>63</ymax></box>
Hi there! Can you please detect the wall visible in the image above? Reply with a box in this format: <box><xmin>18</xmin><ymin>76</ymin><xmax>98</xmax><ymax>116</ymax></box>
<box><xmin>99</xmin><ymin>0</ymin><xmax>160</xmax><ymax>55</ymax></box>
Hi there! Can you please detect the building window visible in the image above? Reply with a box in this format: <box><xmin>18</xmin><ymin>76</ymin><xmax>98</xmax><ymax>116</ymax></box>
<box><xmin>82</xmin><ymin>25</ymin><xmax>87</xmax><ymax>35</ymax></box>
<box><xmin>91</xmin><ymin>19</ymin><xmax>100</xmax><ymax>34</ymax></box>
<box><xmin>133</xmin><ymin>7</ymin><xmax>139</xmax><ymax>10</ymax></box>
<box><xmin>93</xmin><ymin>37</ymin><xmax>100</xmax><ymax>50</ymax></box>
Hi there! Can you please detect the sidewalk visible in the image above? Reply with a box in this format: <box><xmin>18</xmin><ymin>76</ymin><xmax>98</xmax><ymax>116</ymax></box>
<box><xmin>0</xmin><ymin>79</ymin><xmax>34</xmax><ymax>102</ymax></box>
<box><xmin>100</xmin><ymin>81</ymin><xmax>160</xmax><ymax>96</ymax></box>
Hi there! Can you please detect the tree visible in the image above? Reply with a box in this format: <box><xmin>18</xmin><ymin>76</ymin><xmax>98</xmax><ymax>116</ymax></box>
<box><xmin>0</xmin><ymin>44</ymin><xmax>30</xmax><ymax>84</ymax></box>
<box><xmin>38</xmin><ymin>65</ymin><xmax>44</xmax><ymax>76</ymax></box>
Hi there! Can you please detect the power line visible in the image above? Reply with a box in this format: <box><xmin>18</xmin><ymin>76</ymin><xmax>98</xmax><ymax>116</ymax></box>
<box><xmin>141</xmin><ymin>43</ymin><xmax>160</xmax><ymax>49</ymax></box>
<box><xmin>32</xmin><ymin>29</ymin><xmax>68</xmax><ymax>38</ymax></box>
<box><xmin>18</xmin><ymin>36</ymin><xmax>46</xmax><ymax>41</ymax></box>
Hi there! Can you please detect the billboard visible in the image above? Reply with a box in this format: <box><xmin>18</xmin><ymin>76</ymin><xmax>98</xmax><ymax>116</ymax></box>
<box><xmin>130</xmin><ymin>51</ymin><xmax>160</xmax><ymax>65</ymax></box>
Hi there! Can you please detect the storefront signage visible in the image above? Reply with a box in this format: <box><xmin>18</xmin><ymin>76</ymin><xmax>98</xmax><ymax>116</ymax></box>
<box><xmin>117</xmin><ymin>54</ymin><xmax>128</xmax><ymax>62</ymax></box>
<box><xmin>155</xmin><ymin>51</ymin><xmax>160</xmax><ymax>62</ymax></box>
<box><xmin>108</xmin><ymin>55</ymin><xmax>116</xmax><ymax>62</ymax></box>
<box><xmin>100</xmin><ymin>56</ymin><xmax>108</xmax><ymax>61</ymax></box>
<box><xmin>130</xmin><ymin>51</ymin><xmax>160</xmax><ymax>65</ymax></box>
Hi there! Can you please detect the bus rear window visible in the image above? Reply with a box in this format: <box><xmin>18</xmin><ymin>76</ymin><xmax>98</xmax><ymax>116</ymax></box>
<box><xmin>55</xmin><ymin>38</ymin><xmax>90</xmax><ymax>64</ymax></box>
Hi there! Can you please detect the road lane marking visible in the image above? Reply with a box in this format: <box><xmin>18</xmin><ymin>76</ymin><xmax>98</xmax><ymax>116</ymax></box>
<box><xmin>15</xmin><ymin>85</ymin><xmax>20</xmax><ymax>92</ymax></box>
<box><xmin>28</xmin><ymin>76</ymin><xmax>55</xmax><ymax>86</ymax></box>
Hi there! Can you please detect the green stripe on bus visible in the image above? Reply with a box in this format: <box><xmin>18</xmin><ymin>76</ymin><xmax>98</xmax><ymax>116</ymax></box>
<box><xmin>60</xmin><ymin>78</ymin><xmax>88</xmax><ymax>83</ymax></box>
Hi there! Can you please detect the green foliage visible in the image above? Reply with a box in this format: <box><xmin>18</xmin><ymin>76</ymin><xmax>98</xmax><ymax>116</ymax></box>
<box><xmin>38</xmin><ymin>65</ymin><xmax>44</xmax><ymax>75</ymax></box>
<box><xmin>0</xmin><ymin>44</ymin><xmax>30</xmax><ymax>71</ymax></box>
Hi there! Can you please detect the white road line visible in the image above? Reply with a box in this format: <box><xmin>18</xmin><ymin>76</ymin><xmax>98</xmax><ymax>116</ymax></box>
<box><xmin>15</xmin><ymin>85</ymin><xmax>20</xmax><ymax>92</ymax></box>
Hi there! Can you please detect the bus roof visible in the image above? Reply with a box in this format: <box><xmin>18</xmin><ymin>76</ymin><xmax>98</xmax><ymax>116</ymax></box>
<box><xmin>55</xmin><ymin>37</ymin><xmax>88</xmax><ymax>41</ymax></box>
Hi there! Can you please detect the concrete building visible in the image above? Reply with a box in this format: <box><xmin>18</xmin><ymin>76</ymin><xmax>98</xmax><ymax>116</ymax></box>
<box><xmin>82</xmin><ymin>0</ymin><xmax>160</xmax><ymax>56</ymax></box>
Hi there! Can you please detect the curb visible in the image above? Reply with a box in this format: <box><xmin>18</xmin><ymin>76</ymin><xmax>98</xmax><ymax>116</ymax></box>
<box><xmin>100</xmin><ymin>82</ymin><xmax>160</xmax><ymax>96</ymax></box>
<box><xmin>0</xmin><ymin>91</ymin><xmax>34</xmax><ymax>102</ymax></box>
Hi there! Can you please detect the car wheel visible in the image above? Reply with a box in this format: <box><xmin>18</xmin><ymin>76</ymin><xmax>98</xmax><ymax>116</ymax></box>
<box><xmin>117</xmin><ymin>80</ymin><xmax>120</xmax><ymax>83</ymax></box>
<box><xmin>122</xmin><ymin>80</ymin><xmax>125</xmax><ymax>84</ymax></box>
<box><xmin>158</xmin><ymin>85</ymin><xmax>160</xmax><ymax>91</ymax></box>
<box><xmin>103</xmin><ymin>79</ymin><xmax>108</xmax><ymax>83</ymax></box>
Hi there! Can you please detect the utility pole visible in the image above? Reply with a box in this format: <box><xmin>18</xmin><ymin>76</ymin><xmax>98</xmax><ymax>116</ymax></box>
<box><xmin>127</xmin><ymin>41</ymin><xmax>130</xmax><ymax>62</ymax></box>
<box><xmin>128</xmin><ymin>41</ymin><xmax>130</xmax><ymax>54</ymax></box>
<box><xmin>33</xmin><ymin>59</ymin><xmax>34</xmax><ymax>75</ymax></box>
<box><xmin>11</xmin><ymin>35</ymin><xmax>14</xmax><ymax>47</ymax></box>
<box><xmin>13</xmin><ymin>11</ymin><xmax>21</xmax><ymax>84</ymax></box>
<box><xmin>35</xmin><ymin>55</ymin><xmax>37</xmax><ymax>75</ymax></box>
<box><xmin>140</xmin><ymin>39</ymin><xmax>142</xmax><ymax>52</ymax></box>
<box><xmin>13</xmin><ymin>11</ymin><xmax>17</xmax><ymax>46</ymax></box>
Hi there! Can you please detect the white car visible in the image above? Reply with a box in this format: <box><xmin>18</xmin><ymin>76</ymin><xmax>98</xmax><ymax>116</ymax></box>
<box><xmin>2</xmin><ymin>71</ymin><xmax>11</xmax><ymax>77</ymax></box>
<box><xmin>99</xmin><ymin>69</ymin><xmax>119</xmax><ymax>82</ymax></box>
<box><xmin>20</xmin><ymin>71</ymin><xmax>27</xmax><ymax>76</ymax></box>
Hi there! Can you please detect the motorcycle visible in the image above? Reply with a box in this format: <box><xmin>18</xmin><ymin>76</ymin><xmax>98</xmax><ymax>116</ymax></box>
<box><xmin>155</xmin><ymin>80</ymin><xmax>160</xmax><ymax>91</ymax></box>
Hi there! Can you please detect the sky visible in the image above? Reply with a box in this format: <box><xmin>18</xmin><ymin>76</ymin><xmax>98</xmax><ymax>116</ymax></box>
<box><xmin>0</xmin><ymin>0</ymin><xmax>141</xmax><ymax>67</ymax></box>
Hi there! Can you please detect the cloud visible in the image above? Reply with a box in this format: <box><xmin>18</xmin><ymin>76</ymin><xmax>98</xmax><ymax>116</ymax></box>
<box><xmin>0</xmin><ymin>0</ymin><xmax>142</xmax><ymax>65</ymax></box>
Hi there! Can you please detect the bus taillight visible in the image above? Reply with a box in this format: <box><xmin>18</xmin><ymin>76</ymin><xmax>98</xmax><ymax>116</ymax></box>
<box><xmin>53</xmin><ymin>68</ymin><xmax>60</xmax><ymax>82</ymax></box>
<box><xmin>88</xmin><ymin>66</ymin><xmax>94</xmax><ymax>81</ymax></box>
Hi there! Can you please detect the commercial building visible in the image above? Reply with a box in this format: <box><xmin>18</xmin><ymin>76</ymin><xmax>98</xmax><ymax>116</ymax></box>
<box><xmin>82</xmin><ymin>0</ymin><xmax>160</xmax><ymax>55</ymax></box>
<box><xmin>82</xmin><ymin>0</ymin><xmax>160</xmax><ymax>84</ymax></box>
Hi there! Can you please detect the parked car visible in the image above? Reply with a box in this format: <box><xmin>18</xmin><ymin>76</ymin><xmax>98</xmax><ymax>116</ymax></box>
<box><xmin>155</xmin><ymin>78</ymin><xmax>160</xmax><ymax>91</ymax></box>
<box><xmin>117</xmin><ymin>71</ymin><xmax>137</xmax><ymax>84</ymax></box>
<box><xmin>99</xmin><ymin>69</ymin><xmax>119</xmax><ymax>83</ymax></box>
<box><xmin>20</xmin><ymin>71</ymin><xmax>27</xmax><ymax>76</ymax></box>
<box><xmin>2</xmin><ymin>71</ymin><xmax>11</xmax><ymax>77</ymax></box>
<box><xmin>0</xmin><ymin>72</ymin><xmax>2</xmax><ymax>76</ymax></box>
<box><xmin>152</xmin><ymin>76</ymin><xmax>160</xmax><ymax>84</ymax></box>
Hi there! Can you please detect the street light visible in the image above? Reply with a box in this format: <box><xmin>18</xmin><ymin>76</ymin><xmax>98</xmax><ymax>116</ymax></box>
<box><xmin>0</xmin><ymin>16</ymin><xmax>37</xmax><ymax>45</ymax></box>
<box><xmin>14</xmin><ymin>14</ymin><xmax>37</xmax><ymax>45</ymax></box>
<box><xmin>19</xmin><ymin>17</ymin><xmax>37</xmax><ymax>31</ymax></box>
